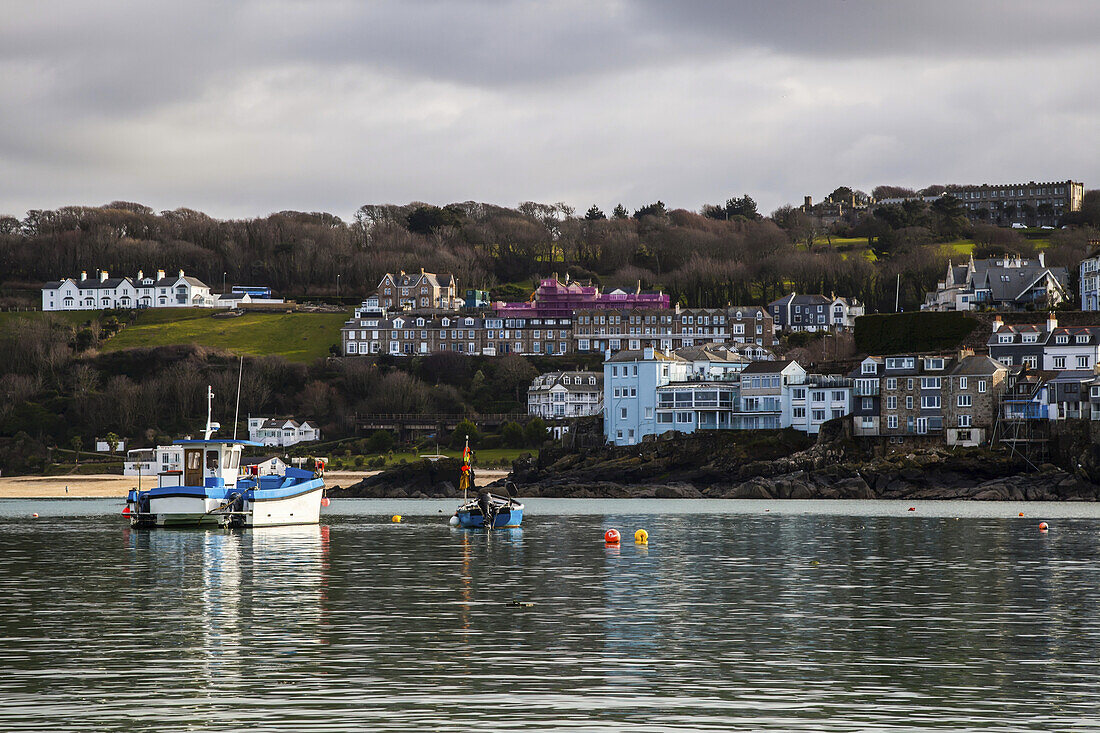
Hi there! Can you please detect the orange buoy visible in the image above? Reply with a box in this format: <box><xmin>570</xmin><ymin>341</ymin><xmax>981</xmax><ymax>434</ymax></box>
<box><xmin>604</xmin><ymin>528</ymin><xmax>620</xmax><ymax>544</ymax></box>
<box><xmin>1019</xmin><ymin>512</ymin><xmax>1025</xmax><ymax>517</ymax></box>
<box><xmin>321</xmin><ymin>497</ymin><xmax>331</xmax><ymax>507</ymax></box>
<box><xmin>1039</xmin><ymin>522</ymin><xmax>1049</xmax><ymax>532</ymax></box>
<box><xmin>32</xmin><ymin>513</ymin><xmax>39</xmax><ymax>518</ymax></box>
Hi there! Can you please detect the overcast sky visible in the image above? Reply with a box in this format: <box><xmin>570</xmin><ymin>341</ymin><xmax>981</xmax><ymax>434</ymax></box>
<box><xmin>2</xmin><ymin>0</ymin><xmax>1098</xmax><ymax>221</ymax></box>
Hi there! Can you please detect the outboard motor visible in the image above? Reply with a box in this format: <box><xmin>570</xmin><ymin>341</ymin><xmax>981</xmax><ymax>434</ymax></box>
<box><xmin>477</xmin><ymin>490</ymin><xmax>491</xmax><ymax>518</ymax></box>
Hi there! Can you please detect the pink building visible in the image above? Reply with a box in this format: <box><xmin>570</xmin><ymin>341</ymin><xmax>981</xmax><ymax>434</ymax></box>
<box><xmin>493</xmin><ymin>276</ymin><xmax>669</xmax><ymax>319</ymax></box>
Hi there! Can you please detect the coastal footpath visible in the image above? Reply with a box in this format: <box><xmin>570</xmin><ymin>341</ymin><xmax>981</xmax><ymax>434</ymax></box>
<box><xmin>340</xmin><ymin>419</ymin><xmax>1100</xmax><ymax>501</ymax></box>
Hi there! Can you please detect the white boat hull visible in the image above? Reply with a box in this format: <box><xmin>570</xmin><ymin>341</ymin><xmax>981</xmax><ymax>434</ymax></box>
<box><xmin>244</xmin><ymin>486</ymin><xmax>323</xmax><ymax>527</ymax></box>
<box><xmin>147</xmin><ymin>496</ymin><xmax>223</xmax><ymax>527</ymax></box>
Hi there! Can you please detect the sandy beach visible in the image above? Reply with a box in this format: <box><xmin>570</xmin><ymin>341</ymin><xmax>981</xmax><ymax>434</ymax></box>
<box><xmin>0</xmin><ymin>468</ymin><xmax>512</xmax><ymax>499</ymax></box>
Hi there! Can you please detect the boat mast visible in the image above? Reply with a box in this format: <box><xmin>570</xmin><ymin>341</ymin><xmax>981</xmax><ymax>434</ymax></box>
<box><xmin>204</xmin><ymin>386</ymin><xmax>215</xmax><ymax>440</ymax></box>
<box><xmin>232</xmin><ymin>356</ymin><xmax>244</xmax><ymax>440</ymax></box>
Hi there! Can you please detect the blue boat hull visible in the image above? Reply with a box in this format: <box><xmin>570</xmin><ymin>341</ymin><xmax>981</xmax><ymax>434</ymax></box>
<box><xmin>455</xmin><ymin>505</ymin><xmax>523</xmax><ymax>529</ymax></box>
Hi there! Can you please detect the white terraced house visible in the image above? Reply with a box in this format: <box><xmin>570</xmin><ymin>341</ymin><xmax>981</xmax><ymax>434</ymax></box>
<box><xmin>527</xmin><ymin>371</ymin><xmax>604</xmax><ymax>419</ymax></box>
<box><xmin>247</xmin><ymin>417</ymin><xmax>322</xmax><ymax>447</ymax></box>
<box><xmin>41</xmin><ymin>269</ymin><xmax>216</xmax><ymax>311</ymax></box>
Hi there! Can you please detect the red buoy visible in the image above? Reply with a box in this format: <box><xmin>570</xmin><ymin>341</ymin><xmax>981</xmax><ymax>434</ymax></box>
<box><xmin>604</xmin><ymin>529</ymin><xmax>620</xmax><ymax>544</ymax></box>
<box><xmin>1039</xmin><ymin>522</ymin><xmax>1049</xmax><ymax>532</ymax></box>
<box><xmin>908</xmin><ymin>507</ymin><xmax>916</xmax><ymax>512</ymax></box>
<box><xmin>121</xmin><ymin>506</ymin><xmax>131</xmax><ymax>516</ymax></box>
<box><xmin>321</xmin><ymin>497</ymin><xmax>331</xmax><ymax>508</ymax></box>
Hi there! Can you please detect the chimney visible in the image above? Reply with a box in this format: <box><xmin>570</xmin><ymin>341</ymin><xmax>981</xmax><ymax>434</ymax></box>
<box><xmin>178</xmin><ymin>269</ymin><xmax>184</xmax><ymax>278</ymax></box>
<box><xmin>80</xmin><ymin>270</ymin><xmax>87</xmax><ymax>281</ymax></box>
<box><xmin>1038</xmin><ymin>251</ymin><xmax>1045</xmax><ymax>267</ymax></box>
<box><xmin>156</xmin><ymin>269</ymin><xmax>165</xmax><ymax>281</ymax></box>
<box><xmin>1046</xmin><ymin>312</ymin><xmax>1058</xmax><ymax>332</ymax></box>
<box><xmin>635</xmin><ymin>280</ymin><xmax>641</xmax><ymax>295</ymax></box>
<box><xmin>991</xmin><ymin>315</ymin><xmax>1003</xmax><ymax>332</ymax></box>
<box><xmin>137</xmin><ymin>270</ymin><xmax>143</xmax><ymax>281</ymax></box>
<box><xmin>100</xmin><ymin>270</ymin><xmax>108</xmax><ymax>282</ymax></box>
<box><xmin>803</xmin><ymin>195</ymin><xmax>812</xmax><ymax>210</ymax></box>
<box><xmin>957</xmin><ymin>347</ymin><xmax>974</xmax><ymax>360</ymax></box>
<box><xmin>420</xmin><ymin>267</ymin><xmax>425</xmax><ymax>274</ymax></box>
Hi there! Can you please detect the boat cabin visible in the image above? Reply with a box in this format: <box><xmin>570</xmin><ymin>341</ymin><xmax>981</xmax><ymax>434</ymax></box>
<box><xmin>158</xmin><ymin>440</ymin><xmax>259</xmax><ymax>490</ymax></box>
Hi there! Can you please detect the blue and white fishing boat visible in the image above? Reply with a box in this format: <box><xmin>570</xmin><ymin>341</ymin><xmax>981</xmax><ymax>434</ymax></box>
<box><xmin>451</xmin><ymin>439</ymin><xmax>523</xmax><ymax>529</ymax></box>
<box><xmin>125</xmin><ymin>387</ymin><xmax>325</xmax><ymax>528</ymax></box>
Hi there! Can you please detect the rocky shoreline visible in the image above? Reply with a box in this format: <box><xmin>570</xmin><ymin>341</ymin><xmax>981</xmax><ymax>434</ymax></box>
<box><xmin>332</xmin><ymin>421</ymin><xmax>1100</xmax><ymax>502</ymax></box>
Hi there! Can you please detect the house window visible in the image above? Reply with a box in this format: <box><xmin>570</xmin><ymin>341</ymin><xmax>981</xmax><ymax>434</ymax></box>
<box><xmin>887</xmin><ymin>415</ymin><xmax>898</xmax><ymax>429</ymax></box>
<box><xmin>1054</xmin><ymin>356</ymin><xmax>1066</xmax><ymax>369</ymax></box>
<box><xmin>921</xmin><ymin>395</ymin><xmax>941</xmax><ymax>409</ymax></box>
<box><xmin>978</xmin><ymin>380</ymin><xmax>987</xmax><ymax>393</ymax></box>
<box><xmin>886</xmin><ymin>396</ymin><xmax>897</xmax><ymax>410</ymax></box>
<box><xmin>620</xmin><ymin>408</ymin><xmax>627</xmax><ymax>419</ymax></box>
<box><xmin>906</xmin><ymin>396</ymin><xmax>913</xmax><ymax>409</ymax></box>
<box><xmin>1078</xmin><ymin>356</ymin><xmax>1090</xmax><ymax>369</ymax></box>
<box><xmin>886</xmin><ymin>378</ymin><xmax>897</xmax><ymax>390</ymax></box>
<box><xmin>958</xmin><ymin>414</ymin><xmax>972</xmax><ymax>428</ymax></box>
<box><xmin>958</xmin><ymin>394</ymin><xmax>972</xmax><ymax>407</ymax></box>
<box><xmin>959</xmin><ymin>377</ymin><xmax>968</xmax><ymax>390</ymax></box>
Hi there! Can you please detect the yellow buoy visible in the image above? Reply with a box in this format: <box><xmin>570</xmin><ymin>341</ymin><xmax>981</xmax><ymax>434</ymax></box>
<box><xmin>634</xmin><ymin>528</ymin><xmax>648</xmax><ymax>544</ymax></box>
<box><xmin>391</xmin><ymin>515</ymin><xmax>402</xmax><ymax>523</ymax></box>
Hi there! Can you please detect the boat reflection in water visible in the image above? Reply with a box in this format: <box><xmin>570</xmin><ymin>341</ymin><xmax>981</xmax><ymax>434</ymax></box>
<box><xmin>121</xmin><ymin>524</ymin><xmax>330</xmax><ymax>687</ymax></box>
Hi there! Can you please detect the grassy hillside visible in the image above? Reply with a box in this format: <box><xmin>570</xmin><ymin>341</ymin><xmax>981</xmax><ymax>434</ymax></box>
<box><xmin>101</xmin><ymin>308</ymin><xmax>350</xmax><ymax>362</ymax></box>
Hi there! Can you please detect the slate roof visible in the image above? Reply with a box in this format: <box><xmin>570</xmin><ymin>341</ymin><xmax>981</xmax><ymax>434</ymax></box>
<box><xmin>951</xmin><ymin>355</ymin><xmax>1008</xmax><ymax>376</ymax></box>
<box><xmin>674</xmin><ymin>344</ymin><xmax>749</xmax><ymax>363</ymax></box>
<box><xmin>529</xmin><ymin>371</ymin><xmax>602</xmax><ymax>393</ymax></box>
<box><xmin>739</xmin><ymin>358</ymin><xmax>798</xmax><ymax>375</ymax></box>
<box><xmin>970</xmin><ymin>264</ymin><xmax>1069</xmax><ymax>303</ymax></box>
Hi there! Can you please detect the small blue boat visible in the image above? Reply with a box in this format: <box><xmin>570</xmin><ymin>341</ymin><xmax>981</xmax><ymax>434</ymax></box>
<box><xmin>454</xmin><ymin>492</ymin><xmax>524</xmax><ymax>528</ymax></box>
<box><xmin>450</xmin><ymin>438</ymin><xmax>523</xmax><ymax>529</ymax></box>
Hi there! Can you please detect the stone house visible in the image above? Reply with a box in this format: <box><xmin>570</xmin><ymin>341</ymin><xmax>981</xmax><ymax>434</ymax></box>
<box><xmin>942</xmin><ymin>356</ymin><xmax>1009</xmax><ymax>446</ymax></box>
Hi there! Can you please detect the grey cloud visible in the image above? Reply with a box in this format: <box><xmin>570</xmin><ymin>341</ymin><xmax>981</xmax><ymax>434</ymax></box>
<box><xmin>0</xmin><ymin>1</ymin><xmax>1097</xmax><ymax>220</ymax></box>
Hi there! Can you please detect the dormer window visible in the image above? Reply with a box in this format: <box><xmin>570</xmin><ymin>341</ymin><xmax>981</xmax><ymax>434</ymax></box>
<box><xmin>416</xmin><ymin>318</ymin><xmax>424</xmax><ymax>327</ymax></box>
<box><xmin>926</xmin><ymin>358</ymin><xmax>944</xmax><ymax>371</ymax></box>
<box><xmin>1056</xmin><ymin>335</ymin><xmax>1069</xmax><ymax>344</ymax></box>
<box><xmin>589</xmin><ymin>377</ymin><xmax>595</xmax><ymax>385</ymax></box>
<box><xmin>862</xmin><ymin>362</ymin><xmax>877</xmax><ymax>374</ymax></box>
<box><xmin>1077</xmin><ymin>335</ymin><xmax>1089</xmax><ymax>344</ymax></box>
<box><xmin>465</xmin><ymin>318</ymin><xmax>474</xmax><ymax>326</ymax></box>
<box><xmin>442</xmin><ymin>318</ymin><xmax>450</xmax><ymax>327</ymax></box>
<box><xmin>999</xmin><ymin>335</ymin><xmax>1013</xmax><ymax>343</ymax></box>
<box><xmin>1022</xmin><ymin>334</ymin><xmax>1038</xmax><ymax>343</ymax></box>
<box><xmin>563</xmin><ymin>377</ymin><xmax>571</xmax><ymax>385</ymax></box>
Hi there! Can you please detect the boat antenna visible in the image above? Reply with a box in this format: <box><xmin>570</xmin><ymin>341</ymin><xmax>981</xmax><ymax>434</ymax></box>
<box><xmin>233</xmin><ymin>355</ymin><xmax>244</xmax><ymax>440</ymax></box>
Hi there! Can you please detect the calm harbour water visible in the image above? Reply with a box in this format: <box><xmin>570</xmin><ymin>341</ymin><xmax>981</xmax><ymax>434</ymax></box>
<box><xmin>1</xmin><ymin>498</ymin><xmax>1100</xmax><ymax>732</ymax></box>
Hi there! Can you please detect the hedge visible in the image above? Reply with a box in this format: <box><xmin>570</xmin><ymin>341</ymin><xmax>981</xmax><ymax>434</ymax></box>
<box><xmin>854</xmin><ymin>311</ymin><xmax>979</xmax><ymax>355</ymax></box>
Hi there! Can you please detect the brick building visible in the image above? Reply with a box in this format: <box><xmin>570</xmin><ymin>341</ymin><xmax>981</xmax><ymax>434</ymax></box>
<box><xmin>375</xmin><ymin>270</ymin><xmax>459</xmax><ymax>311</ymax></box>
<box><xmin>572</xmin><ymin>305</ymin><xmax>774</xmax><ymax>354</ymax></box>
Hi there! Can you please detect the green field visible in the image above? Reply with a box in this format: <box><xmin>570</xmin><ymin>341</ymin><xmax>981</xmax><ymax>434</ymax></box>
<box><xmin>101</xmin><ymin>308</ymin><xmax>351</xmax><ymax>362</ymax></box>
